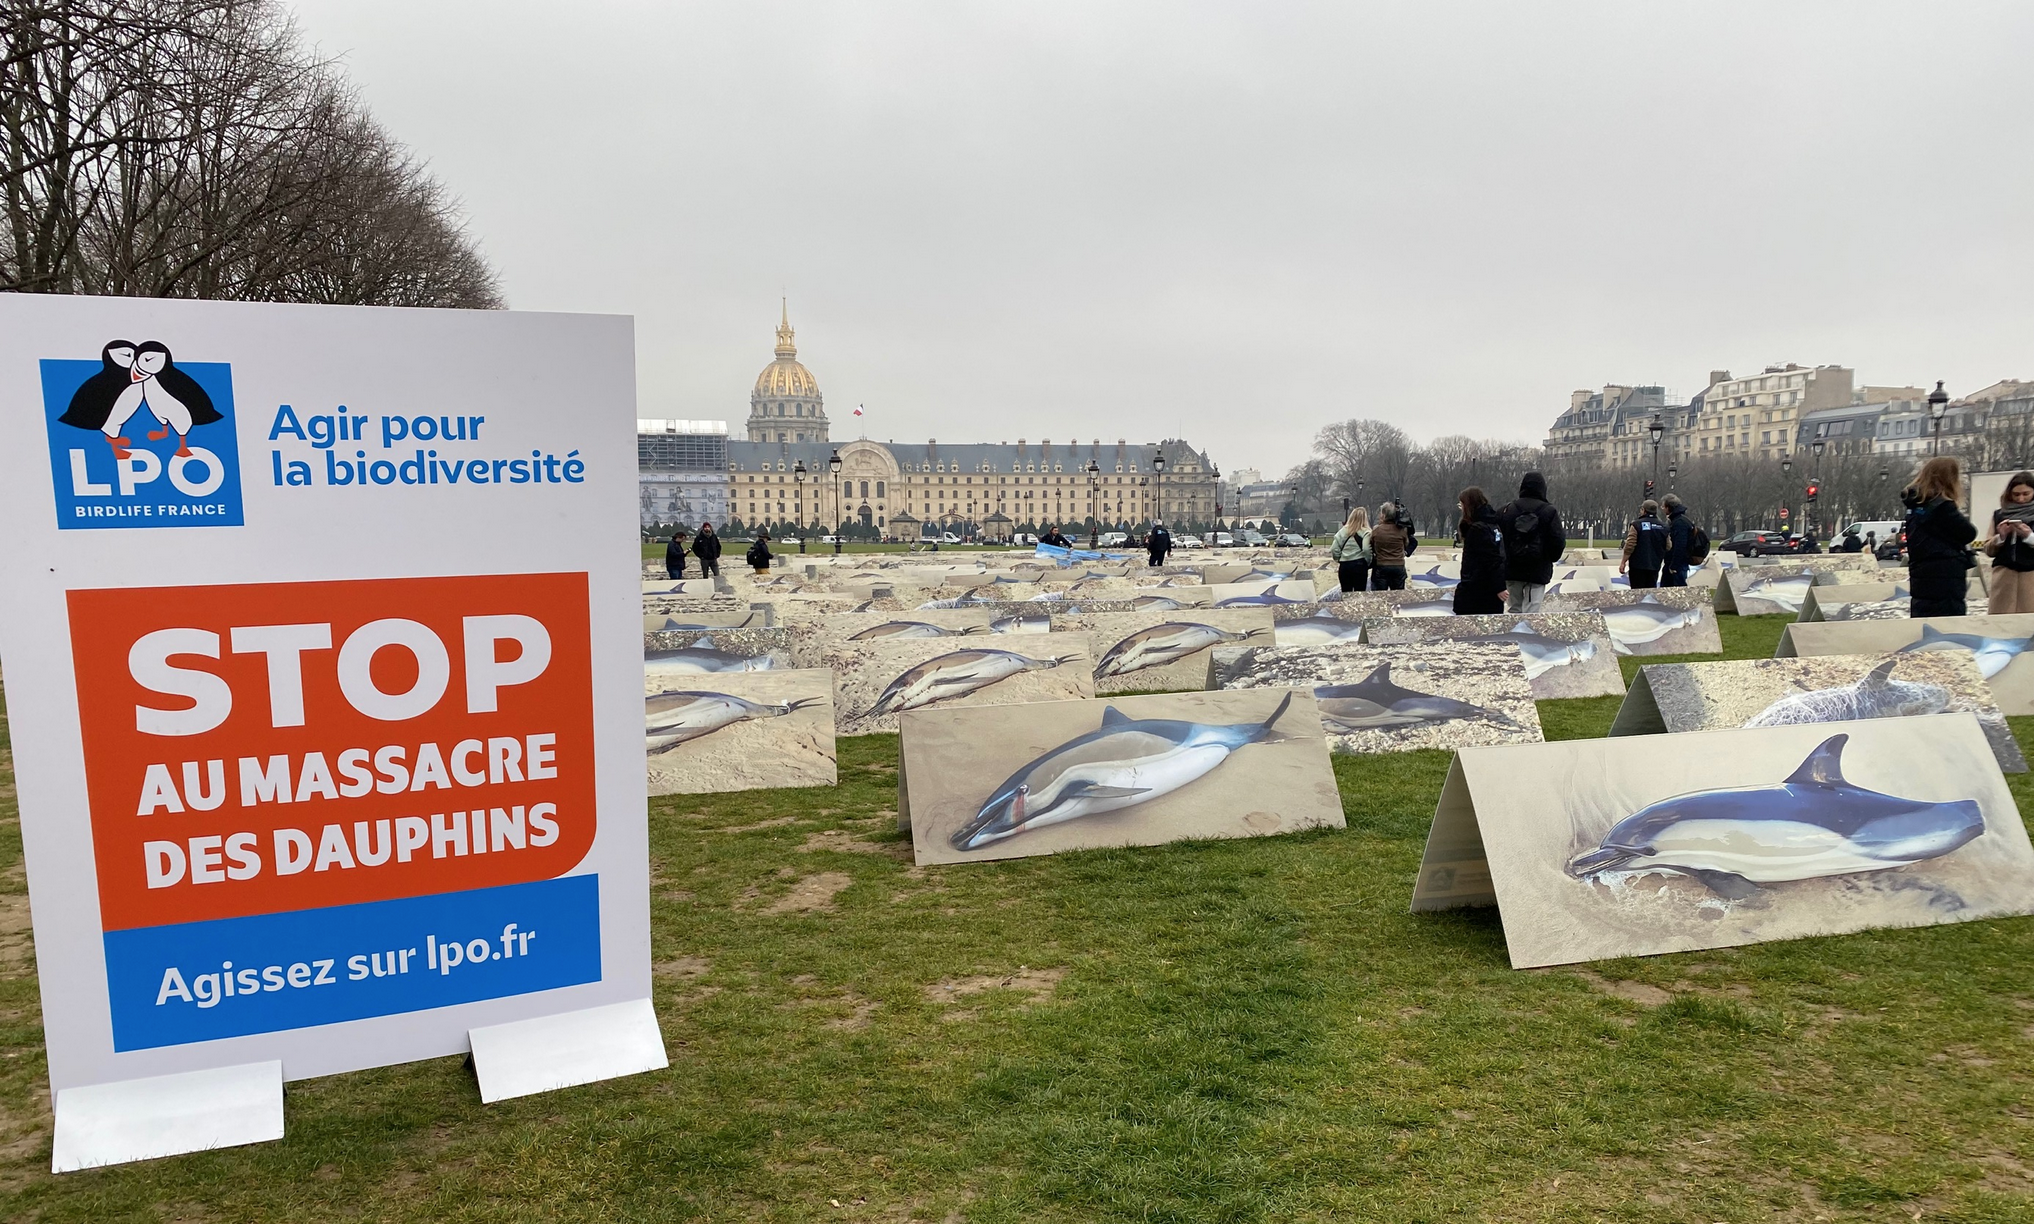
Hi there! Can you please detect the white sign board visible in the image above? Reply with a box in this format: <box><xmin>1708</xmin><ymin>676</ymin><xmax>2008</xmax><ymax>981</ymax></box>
<box><xmin>0</xmin><ymin>295</ymin><xmax>658</xmax><ymax>1167</ymax></box>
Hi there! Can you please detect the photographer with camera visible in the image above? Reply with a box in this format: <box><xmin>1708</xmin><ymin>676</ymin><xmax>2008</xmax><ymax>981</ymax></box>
<box><xmin>1986</xmin><ymin>470</ymin><xmax>2034</xmax><ymax>614</ymax></box>
<box><xmin>1904</xmin><ymin>457</ymin><xmax>1978</xmax><ymax>619</ymax></box>
<box><xmin>1368</xmin><ymin>501</ymin><xmax>1416</xmax><ymax>590</ymax></box>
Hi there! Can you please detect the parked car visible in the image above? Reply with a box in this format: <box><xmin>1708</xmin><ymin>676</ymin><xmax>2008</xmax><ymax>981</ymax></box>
<box><xmin>1272</xmin><ymin>532</ymin><xmax>1310</xmax><ymax>547</ymax></box>
<box><xmin>1173</xmin><ymin>533</ymin><xmax>1207</xmax><ymax>549</ymax></box>
<box><xmin>1239</xmin><ymin>529</ymin><xmax>1269</xmax><ymax>546</ymax></box>
<box><xmin>1719</xmin><ymin>530</ymin><xmax>1786</xmax><ymax>555</ymax></box>
<box><xmin>1015</xmin><ymin>533</ymin><xmax>1039</xmax><ymax>546</ymax></box>
<box><xmin>1211</xmin><ymin>531</ymin><xmax>1235</xmax><ymax>547</ymax></box>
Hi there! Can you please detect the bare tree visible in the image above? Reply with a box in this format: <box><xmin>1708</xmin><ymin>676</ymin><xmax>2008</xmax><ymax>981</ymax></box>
<box><xmin>3</xmin><ymin>0</ymin><xmax>500</xmax><ymax>306</ymax></box>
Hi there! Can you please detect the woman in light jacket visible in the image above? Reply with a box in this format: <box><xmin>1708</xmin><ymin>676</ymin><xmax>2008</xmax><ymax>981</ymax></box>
<box><xmin>1986</xmin><ymin>470</ymin><xmax>2034</xmax><ymax>614</ymax></box>
<box><xmin>1330</xmin><ymin>506</ymin><xmax>1372</xmax><ymax>593</ymax></box>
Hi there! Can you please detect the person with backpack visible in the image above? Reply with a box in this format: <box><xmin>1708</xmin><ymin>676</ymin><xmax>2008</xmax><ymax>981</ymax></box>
<box><xmin>1329</xmin><ymin>506</ymin><xmax>1373</xmax><ymax>592</ymax></box>
<box><xmin>1905</xmin><ymin>456</ymin><xmax>1977</xmax><ymax>618</ymax></box>
<box><xmin>746</xmin><ymin>530</ymin><xmax>773</xmax><ymax>576</ymax></box>
<box><xmin>1620</xmin><ymin>500</ymin><xmax>1669</xmax><ymax>589</ymax></box>
<box><xmin>1497</xmin><ymin>472</ymin><xmax>1562</xmax><ymax>611</ymax></box>
<box><xmin>1453</xmin><ymin>487</ymin><xmax>1507</xmax><ymax>614</ymax></box>
<box><xmin>693</xmin><ymin>522</ymin><xmax>723</xmax><ymax>578</ymax></box>
<box><xmin>1368</xmin><ymin>502</ymin><xmax>1415</xmax><ymax>590</ymax></box>
<box><xmin>1661</xmin><ymin>495</ymin><xmax>1700</xmax><ymax>586</ymax></box>
<box><xmin>1146</xmin><ymin>520</ymin><xmax>1172</xmax><ymax>567</ymax></box>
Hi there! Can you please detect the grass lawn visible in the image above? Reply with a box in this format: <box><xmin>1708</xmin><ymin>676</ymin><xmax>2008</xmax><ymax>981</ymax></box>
<box><xmin>4</xmin><ymin>614</ymin><xmax>2034</xmax><ymax>1221</ymax></box>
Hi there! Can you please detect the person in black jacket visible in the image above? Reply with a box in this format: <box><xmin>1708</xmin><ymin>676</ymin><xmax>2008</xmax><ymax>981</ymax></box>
<box><xmin>1497</xmin><ymin>471</ymin><xmax>1563</xmax><ymax>612</ymax></box>
<box><xmin>1619</xmin><ymin>500</ymin><xmax>1668</xmax><ymax>589</ymax></box>
<box><xmin>664</xmin><ymin>531</ymin><xmax>689</xmax><ymax>579</ymax></box>
<box><xmin>1905</xmin><ymin>457</ymin><xmax>1977</xmax><ymax>619</ymax></box>
<box><xmin>1147</xmin><ymin>521</ymin><xmax>1172</xmax><ymax>567</ymax></box>
<box><xmin>1985</xmin><ymin>470</ymin><xmax>2034</xmax><ymax>615</ymax></box>
<box><xmin>693</xmin><ymin>523</ymin><xmax>723</xmax><ymax>578</ymax></box>
<box><xmin>1453</xmin><ymin>487</ymin><xmax>1507</xmax><ymax>615</ymax></box>
<box><xmin>1039</xmin><ymin>525</ymin><xmax>1071</xmax><ymax>548</ymax></box>
<box><xmin>1661</xmin><ymin>495</ymin><xmax>1694</xmax><ymax>586</ymax></box>
<box><xmin>746</xmin><ymin>530</ymin><xmax>773</xmax><ymax>575</ymax></box>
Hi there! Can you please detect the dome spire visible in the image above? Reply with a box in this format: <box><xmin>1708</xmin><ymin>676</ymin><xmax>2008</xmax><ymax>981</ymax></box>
<box><xmin>775</xmin><ymin>298</ymin><xmax>796</xmax><ymax>360</ymax></box>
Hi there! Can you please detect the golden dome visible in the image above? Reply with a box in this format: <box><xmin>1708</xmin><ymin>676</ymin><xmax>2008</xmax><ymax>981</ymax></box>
<box><xmin>754</xmin><ymin>299</ymin><xmax>820</xmax><ymax>399</ymax></box>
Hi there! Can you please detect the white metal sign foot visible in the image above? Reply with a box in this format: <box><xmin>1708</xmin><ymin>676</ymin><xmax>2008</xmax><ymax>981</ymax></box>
<box><xmin>468</xmin><ymin>997</ymin><xmax>667</xmax><ymax>1103</ymax></box>
<box><xmin>52</xmin><ymin>1060</ymin><xmax>284</xmax><ymax>1173</ymax></box>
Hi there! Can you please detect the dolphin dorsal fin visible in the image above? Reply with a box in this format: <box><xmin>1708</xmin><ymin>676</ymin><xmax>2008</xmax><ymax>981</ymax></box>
<box><xmin>1511</xmin><ymin>620</ymin><xmax>1532</xmax><ymax>633</ymax></box>
<box><xmin>1860</xmin><ymin>660</ymin><xmax>1898</xmax><ymax>689</ymax></box>
<box><xmin>1919</xmin><ymin>624</ymin><xmax>1945</xmax><ymax>642</ymax></box>
<box><xmin>1365</xmin><ymin>662</ymin><xmax>1392</xmax><ymax>683</ymax></box>
<box><xmin>1785</xmin><ymin>734</ymin><xmax>1850</xmax><ymax>785</ymax></box>
<box><xmin>1639</xmin><ymin>593</ymin><xmax>1661</xmax><ymax>604</ymax></box>
<box><xmin>691</xmin><ymin>635</ymin><xmax>715</xmax><ymax>648</ymax></box>
<box><xmin>1100</xmin><ymin>705</ymin><xmax>1132</xmax><ymax>728</ymax></box>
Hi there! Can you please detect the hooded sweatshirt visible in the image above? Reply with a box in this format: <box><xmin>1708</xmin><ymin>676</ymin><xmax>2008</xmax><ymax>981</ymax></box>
<box><xmin>1497</xmin><ymin>472</ymin><xmax>1564</xmax><ymax>585</ymax></box>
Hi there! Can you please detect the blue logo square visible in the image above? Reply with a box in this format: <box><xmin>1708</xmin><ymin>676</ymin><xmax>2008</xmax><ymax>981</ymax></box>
<box><xmin>41</xmin><ymin>344</ymin><xmax>243</xmax><ymax>530</ymax></box>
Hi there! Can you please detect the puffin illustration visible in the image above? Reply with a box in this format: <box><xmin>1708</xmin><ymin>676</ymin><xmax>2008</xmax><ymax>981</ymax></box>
<box><xmin>59</xmin><ymin>339</ymin><xmax>219</xmax><ymax>457</ymax></box>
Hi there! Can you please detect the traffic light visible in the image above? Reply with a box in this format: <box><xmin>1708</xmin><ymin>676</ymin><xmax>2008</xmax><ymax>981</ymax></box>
<box><xmin>1805</xmin><ymin>480</ymin><xmax>1821</xmax><ymax>503</ymax></box>
<box><xmin>1643</xmin><ymin>479</ymin><xmax>1655</xmax><ymax>498</ymax></box>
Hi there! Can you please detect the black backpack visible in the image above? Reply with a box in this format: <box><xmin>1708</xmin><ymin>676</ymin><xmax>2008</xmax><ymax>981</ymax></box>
<box><xmin>1686</xmin><ymin>525</ymin><xmax>1711</xmax><ymax>564</ymax></box>
<box><xmin>1504</xmin><ymin>509</ymin><xmax>1545</xmax><ymax>566</ymax></box>
<box><xmin>746</xmin><ymin>539</ymin><xmax>770</xmax><ymax>568</ymax></box>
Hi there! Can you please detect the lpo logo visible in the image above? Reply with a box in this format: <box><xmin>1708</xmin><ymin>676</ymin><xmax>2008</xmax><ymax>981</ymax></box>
<box><xmin>41</xmin><ymin>339</ymin><xmax>243</xmax><ymax>529</ymax></box>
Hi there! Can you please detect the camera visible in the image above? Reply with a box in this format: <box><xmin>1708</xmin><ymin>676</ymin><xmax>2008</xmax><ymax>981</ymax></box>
<box><xmin>1899</xmin><ymin>484</ymin><xmax>1923</xmax><ymax>510</ymax></box>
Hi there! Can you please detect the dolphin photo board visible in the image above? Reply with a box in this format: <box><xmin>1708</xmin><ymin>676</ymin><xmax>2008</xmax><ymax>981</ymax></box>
<box><xmin>1271</xmin><ymin>604</ymin><xmax>1374</xmax><ymax>647</ymax></box>
<box><xmin>1819</xmin><ymin>599</ymin><xmax>1911</xmax><ymax>623</ymax></box>
<box><xmin>0</xmin><ymin>295</ymin><xmax>662</xmax><ymax>1170</ymax></box>
<box><xmin>1778</xmin><ymin>614</ymin><xmax>2034</xmax><ymax>715</ymax></box>
<box><xmin>1410</xmin><ymin>714</ymin><xmax>2034</xmax><ymax>969</ymax></box>
<box><xmin>1211</xmin><ymin>641</ymin><xmax>1542</xmax><ymax>754</ymax></box>
<box><xmin>1207</xmin><ymin>579</ymin><xmax>1317</xmax><ymax>609</ymax></box>
<box><xmin>644</xmin><ymin>627</ymin><xmax>794</xmax><ymax>677</ymax></box>
<box><xmin>897</xmin><ymin>688</ymin><xmax>1343</xmax><ymax>866</ymax></box>
<box><xmin>1798</xmin><ymin>582</ymin><xmax>1907</xmax><ymax>622</ymax></box>
<box><xmin>823</xmin><ymin>634</ymin><xmax>1096</xmax><ymax>735</ymax></box>
<box><xmin>1542</xmin><ymin>588</ymin><xmax>1721</xmax><ymax>656</ymax></box>
<box><xmin>1608</xmin><ymin>653</ymin><xmax>2024</xmax><ymax>773</ymax></box>
<box><xmin>643</xmin><ymin>608</ymin><xmax>771</xmax><ymax>633</ymax></box>
<box><xmin>645</xmin><ymin>669</ymin><xmax>836</xmax><ymax>796</ymax></box>
<box><xmin>1048</xmin><ymin>609</ymin><xmax>1275</xmax><ymax>694</ymax></box>
<box><xmin>640</xmin><ymin>578</ymin><xmax>725</xmax><ymax>598</ymax></box>
<box><xmin>785</xmin><ymin>607</ymin><xmax>1050</xmax><ymax>667</ymax></box>
<box><xmin>1360</xmin><ymin>613</ymin><xmax>1624</xmax><ymax>700</ymax></box>
<box><xmin>1358</xmin><ymin>589</ymin><xmax>1461</xmax><ymax>617</ymax></box>
<box><xmin>1717</xmin><ymin>566</ymin><xmax>1816</xmax><ymax>615</ymax></box>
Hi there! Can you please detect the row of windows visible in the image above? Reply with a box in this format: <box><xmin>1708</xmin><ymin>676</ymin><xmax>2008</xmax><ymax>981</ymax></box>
<box><xmin>756</xmin><ymin>402</ymin><xmax>821</xmax><ymax>417</ymax></box>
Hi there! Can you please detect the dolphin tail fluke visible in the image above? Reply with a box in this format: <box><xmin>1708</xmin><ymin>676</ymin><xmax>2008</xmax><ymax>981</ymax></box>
<box><xmin>1785</xmin><ymin>733</ymin><xmax>1850</xmax><ymax>785</ymax></box>
<box><xmin>1251</xmin><ymin>690</ymin><xmax>1298</xmax><ymax>743</ymax></box>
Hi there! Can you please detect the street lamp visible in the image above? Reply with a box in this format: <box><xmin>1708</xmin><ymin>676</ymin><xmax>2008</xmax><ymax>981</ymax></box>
<box><xmin>1151</xmin><ymin>448</ymin><xmax>1166</xmax><ymax>531</ymax></box>
<box><xmin>1667</xmin><ymin>463</ymin><xmax>1678</xmax><ymax>490</ymax></box>
<box><xmin>793</xmin><ymin>459</ymin><xmax>808</xmax><ymax>553</ymax></box>
<box><xmin>828</xmin><ymin>449</ymin><xmax>843</xmax><ymax>554</ymax></box>
<box><xmin>1648</xmin><ymin>413</ymin><xmax>1664</xmax><ymax>492</ymax></box>
<box><xmin>1780</xmin><ymin>455</ymin><xmax>1792</xmax><ymax>533</ymax></box>
<box><xmin>1928</xmin><ymin>380</ymin><xmax>1950</xmax><ymax>455</ymax></box>
<box><xmin>1085</xmin><ymin>458</ymin><xmax>1101</xmax><ymax>548</ymax></box>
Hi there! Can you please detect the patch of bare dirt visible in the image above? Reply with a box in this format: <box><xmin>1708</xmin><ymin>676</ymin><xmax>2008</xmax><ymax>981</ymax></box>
<box><xmin>654</xmin><ymin>956</ymin><xmax>711</xmax><ymax>980</ymax></box>
<box><xmin>716</xmin><ymin>816</ymin><xmax>799</xmax><ymax>834</ymax></box>
<box><xmin>925</xmin><ymin>967</ymin><xmax>1066</xmax><ymax>1009</ymax></box>
<box><xmin>799</xmin><ymin>830</ymin><xmax>910</xmax><ymax>861</ymax></box>
<box><xmin>763</xmin><ymin>872</ymin><xmax>854</xmax><ymax>914</ymax></box>
<box><xmin>826</xmin><ymin>1000</ymin><xmax>881</xmax><ymax>1032</ymax></box>
<box><xmin>1572</xmin><ymin>970</ymin><xmax>1671</xmax><ymax>1007</ymax></box>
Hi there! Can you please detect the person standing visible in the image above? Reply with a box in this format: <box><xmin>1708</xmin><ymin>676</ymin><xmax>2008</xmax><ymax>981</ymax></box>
<box><xmin>1147</xmin><ymin>520</ymin><xmax>1172</xmax><ymax>567</ymax></box>
<box><xmin>1453</xmin><ymin>488</ymin><xmax>1507</xmax><ymax>614</ymax></box>
<box><xmin>746</xmin><ymin>530</ymin><xmax>774</xmax><ymax>576</ymax></box>
<box><xmin>1799</xmin><ymin>524</ymin><xmax>1820</xmax><ymax>554</ymax></box>
<box><xmin>1986</xmin><ymin>471</ymin><xmax>2034</xmax><ymax>614</ymax></box>
<box><xmin>1620</xmin><ymin>500</ymin><xmax>1668</xmax><ymax>589</ymax></box>
<box><xmin>1368</xmin><ymin>503</ymin><xmax>1415</xmax><ymax>590</ymax></box>
<box><xmin>1497</xmin><ymin>471</ymin><xmax>1563</xmax><ymax>612</ymax></box>
<box><xmin>693</xmin><ymin>522</ymin><xmax>723</xmax><ymax>578</ymax></box>
<box><xmin>664</xmin><ymin>530</ymin><xmax>689</xmax><ymax>579</ymax></box>
<box><xmin>1905</xmin><ymin>456</ymin><xmax>1977</xmax><ymax>619</ymax></box>
<box><xmin>1329</xmin><ymin>506</ymin><xmax>1373</xmax><ymax>593</ymax></box>
<box><xmin>1040</xmin><ymin>524</ymin><xmax>1071</xmax><ymax>548</ymax></box>
<box><xmin>1661</xmin><ymin>494</ymin><xmax>1695</xmax><ymax>587</ymax></box>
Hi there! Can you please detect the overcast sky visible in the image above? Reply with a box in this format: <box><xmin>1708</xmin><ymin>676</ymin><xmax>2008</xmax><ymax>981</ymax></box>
<box><xmin>291</xmin><ymin>1</ymin><xmax>2034</xmax><ymax>478</ymax></box>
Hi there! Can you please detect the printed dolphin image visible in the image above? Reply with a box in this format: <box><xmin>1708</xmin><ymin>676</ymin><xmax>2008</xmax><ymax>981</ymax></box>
<box><xmin>1898</xmin><ymin>624</ymin><xmax>2034</xmax><ymax>679</ymax></box>
<box><xmin>869</xmin><ymin>649</ymin><xmax>1076</xmax><ymax>715</ymax></box>
<box><xmin>1094</xmin><ymin>622</ymin><xmax>1253</xmax><ymax>678</ymax></box>
<box><xmin>1465</xmin><ymin>621</ymin><xmax>1597</xmax><ymax>679</ymax></box>
<box><xmin>648</xmin><ymin>613</ymin><xmax>762</xmax><ymax>632</ymax></box>
<box><xmin>988</xmin><ymin>613</ymin><xmax>1050</xmax><ymax>634</ymax></box>
<box><xmin>1395</xmin><ymin>599</ymin><xmax>1457</xmax><ymax>617</ymax></box>
<box><xmin>1742</xmin><ymin>660</ymin><xmax>1950</xmax><ymax>728</ymax></box>
<box><xmin>1216</xmin><ymin>582</ymin><xmax>1310</xmax><ymax>607</ymax></box>
<box><xmin>646</xmin><ymin>690</ymin><xmax>819</xmax><ymax>751</ymax></box>
<box><xmin>1310</xmin><ymin>662</ymin><xmax>1524</xmax><ymax>734</ymax></box>
<box><xmin>917</xmin><ymin>591</ymin><xmax>997</xmax><ymax>610</ymax></box>
<box><xmin>847</xmin><ymin>620</ymin><xmax>989</xmax><ymax>641</ymax></box>
<box><xmin>1566</xmin><ymin>733</ymin><xmax>1985</xmax><ymax>898</ymax></box>
<box><xmin>1597</xmin><ymin>594</ymin><xmax>1704</xmax><ymax>653</ymax></box>
<box><xmin>646</xmin><ymin>639</ymin><xmax>775</xmax><ymax>678</ymax></box>
<box><xmin>950</xmin><ymin>692</ymin><xmax>1297</xmax><ymax>851</ymax></box>
<box><xmin>1272</xmin><ymin>612</ymin><xmax>1366</xmax><ymax>646</ymax></box>
<box><xmin>1408</xmin><ymin>565</ymin><xmax>1461</xmax><ymax>589</ymax></box>
<box><xmin>1241</xmin><ymin>568</ymin><xmax>1294</xmax><ymax>581</ymax></box>
<box><xmin>1127</xmin><ymin>595</ymin><xmax>1184</xmax><ymax>612</ymax></box>
<box><xmin>1740</xmin><ymin>572</ymin><xmax>1813</xmax><ymax>611</ymax></box>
